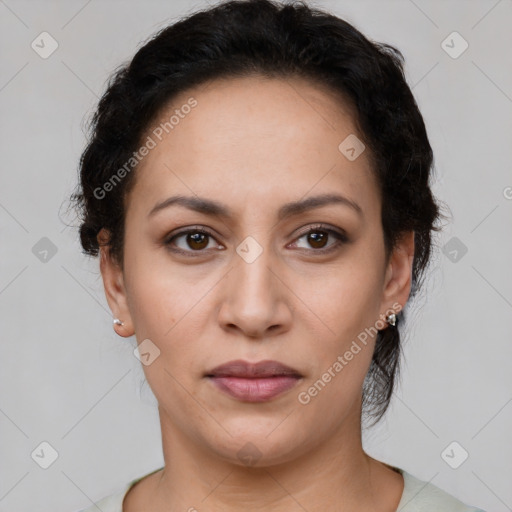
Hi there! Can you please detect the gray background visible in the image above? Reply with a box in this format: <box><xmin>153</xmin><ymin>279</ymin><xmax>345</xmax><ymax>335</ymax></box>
<box><xmin>1</xmin><ymin>0</ymin><xmax>511</xmax><ymax>511</ymax></box>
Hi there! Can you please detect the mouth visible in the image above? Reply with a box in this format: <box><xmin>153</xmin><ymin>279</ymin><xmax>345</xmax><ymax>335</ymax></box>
<box><xmin>205</xmin><ymin>359</ymin><xmax>303</xmax><ymax>402</ymax></box>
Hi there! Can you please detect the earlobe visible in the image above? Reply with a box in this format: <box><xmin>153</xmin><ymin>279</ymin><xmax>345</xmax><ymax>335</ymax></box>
<box><xmin>97</xmin><ymin>228</ymin><xmax>135</xmax><ymax>337</ymax></box>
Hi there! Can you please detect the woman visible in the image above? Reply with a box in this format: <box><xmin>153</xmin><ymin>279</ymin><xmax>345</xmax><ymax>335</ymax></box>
<box><xmin>71</xmin><ymin>0</ymin><xmax>485</xmax><ymax>510</ymax></box>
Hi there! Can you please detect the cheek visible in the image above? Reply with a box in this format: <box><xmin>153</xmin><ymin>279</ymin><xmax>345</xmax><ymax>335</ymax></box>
<box><xmin>125</xmin><ymin>263</ymin><xmax>207</xmax><ymax>414</ymax></box>
<box><xmin>290</xmin><ymin>257</ymin><xmax>384</xmax><ymax>407</ymax></box>
<box><xmin>295</xmin><ymin>271</ymin><xmax>380</xmax><ymax>418</ymax></box>
<box><xmin>299</xmin><ymin>259</ymin><xmax>383</xmax><ymax>344</ymax></box>
<box><xmin>124</xmin><ymin>254</ymin><xmax>215</xmax><ymax>374</ymax></box>
<box><xmin>123</xmin><ymin>244</ymin><xmax>197</xmax><ymax>338</ymax></box>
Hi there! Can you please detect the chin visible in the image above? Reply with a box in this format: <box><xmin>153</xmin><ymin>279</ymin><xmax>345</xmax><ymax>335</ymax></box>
<box><xmin>202</xmin><ymin>422</ymin><xmax>312</xmax><ymax>468</ymax></box>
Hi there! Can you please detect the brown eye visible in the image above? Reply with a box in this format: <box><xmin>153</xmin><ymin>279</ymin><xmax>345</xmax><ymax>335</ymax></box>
<box><xmin>186</xmin><ymin>232</ymin><xmax>209</xmax><ymax>250</ymax></box>
<box><xmin>293</xmin><ymin>225</ymin><xmax>348</xmax><ymax>253</ymax></box>
<box><xmin>307</xmin><ymin>231</ymin><xmax>328</xmax><ymax>249</ymax></box>
<box><xmin>165</xmin><ymin>228</ymin><xmax>221</xmax><ymax>254</ymax></box>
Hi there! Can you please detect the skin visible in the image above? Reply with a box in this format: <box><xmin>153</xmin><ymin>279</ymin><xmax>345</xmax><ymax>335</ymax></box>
<box><xmin>98</xmin><ymin>74</ymin><xmax>415</xmax><ymax>511</ymax></box>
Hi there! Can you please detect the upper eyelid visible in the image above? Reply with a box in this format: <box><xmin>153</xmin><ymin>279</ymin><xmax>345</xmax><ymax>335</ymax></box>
<box><xmin>295</xmin><ymin>223</ymin><xmax>346</xmax><ymax>236</ymax></box>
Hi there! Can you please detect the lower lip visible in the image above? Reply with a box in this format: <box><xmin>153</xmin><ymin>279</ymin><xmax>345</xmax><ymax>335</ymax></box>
<box><xmin>208</xmin><ymin>375</ymin><xmax>300</xmax><ymax>402</ymax></box>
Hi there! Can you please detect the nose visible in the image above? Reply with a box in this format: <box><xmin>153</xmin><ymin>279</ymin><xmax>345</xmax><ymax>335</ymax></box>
<box><xmin>217</xmin><ymin>242</ymin><xmax>293</xmax><ymax>339</ymax></box>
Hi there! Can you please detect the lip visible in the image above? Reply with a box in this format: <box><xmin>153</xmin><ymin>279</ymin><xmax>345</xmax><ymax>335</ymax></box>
<box><xmin>206</xmin><ymin>359</ymin><xmax>302</xmax><ymax>378</ymax></box>
<box><xmin>206</xmin><ymin>359</ymin><xmax>302</xmax><ymax>402</ymax></box>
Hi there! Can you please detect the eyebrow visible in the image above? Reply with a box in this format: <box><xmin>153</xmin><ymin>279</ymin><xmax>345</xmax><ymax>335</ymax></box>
<box><xmin>148</xmin><ymin>193</ymin><xmax>363</xmax><ymax>221</ymax></box>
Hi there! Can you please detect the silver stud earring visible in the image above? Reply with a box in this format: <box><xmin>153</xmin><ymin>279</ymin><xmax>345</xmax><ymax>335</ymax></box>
<box><xmin>385</xmin><ymin>313</ymin><xmax>397</xmax><ymax>327</ymax></box>
<box><xmin>113</xmin><ymin>318</ymin><xmax>124</xmax><ymax>326</ymax></box>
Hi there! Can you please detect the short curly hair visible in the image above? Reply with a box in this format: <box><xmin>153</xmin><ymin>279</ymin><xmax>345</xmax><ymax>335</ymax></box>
<box><xmin>69</xmin><ymin>0</ymin><xmax>444</xmax><ymax>426</ymax></box>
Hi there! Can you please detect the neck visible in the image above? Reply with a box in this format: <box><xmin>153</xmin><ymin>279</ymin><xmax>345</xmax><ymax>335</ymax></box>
<box><xmin>150</xmin><ymin>400</ymin><xmax>400</xmax><ymax>512</ymax></box>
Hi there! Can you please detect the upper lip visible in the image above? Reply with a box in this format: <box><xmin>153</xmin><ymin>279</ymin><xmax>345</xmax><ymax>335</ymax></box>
<box><xmin>206</xmin><ymin>359</ymin><xmax>302</xmax><ymax>378</ymax></box>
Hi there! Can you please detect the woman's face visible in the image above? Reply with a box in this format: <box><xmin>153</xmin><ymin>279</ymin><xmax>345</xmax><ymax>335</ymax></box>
<box><xmin>99</xmin><ymin>75</ymin><xmax>414</xmax><ymax>465</ymax></box>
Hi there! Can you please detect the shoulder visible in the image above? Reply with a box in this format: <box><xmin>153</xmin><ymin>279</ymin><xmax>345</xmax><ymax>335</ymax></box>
<box><xmin>396</xmin><ymin>468</ymin><xmax>486</xmax><ymax>512</ymax></box>
<box><xmin>74</xmin><ymin>482</ymin><xmax>132</xmax><ymax>512</ymax></box>
<box><xmin>73</xmin><ymin>467</ymin><xmax>164</xmax><ymax>512</ymax></box>
<box><xmin>74</xmin><ymin>465</ymin><xmax>487</xmax><ymax>512</ymax></box>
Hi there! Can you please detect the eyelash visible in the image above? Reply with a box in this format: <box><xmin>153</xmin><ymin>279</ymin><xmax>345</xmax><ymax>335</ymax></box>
<box><xmin>163</xmin><ymin>223</ymin><xmax>348</xmax><ymax>257</ymax></box>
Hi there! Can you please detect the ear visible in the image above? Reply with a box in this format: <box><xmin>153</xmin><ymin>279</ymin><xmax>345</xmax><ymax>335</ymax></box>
<box><xmin>378</xmin><ymin>230</ymin><xmax>415</xmax><ymax>319</ymax></box>
<box><xmin>97</xmin><ymin>228</ymin><xmax>135</xmax><ymax>337</ymax></box>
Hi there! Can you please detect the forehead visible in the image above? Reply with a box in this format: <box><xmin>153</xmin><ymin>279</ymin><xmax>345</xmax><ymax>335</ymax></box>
<box><xmin>127</xmin><ymin>74</ymin><xmax>379</xmax><ymax>220</ymax></box>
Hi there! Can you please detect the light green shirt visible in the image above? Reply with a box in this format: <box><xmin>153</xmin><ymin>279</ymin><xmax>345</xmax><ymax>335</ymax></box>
<box><xmin>77</xmin><ymin>466</ymin><xmax>486</xmax><ymax>511</ymax></box>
